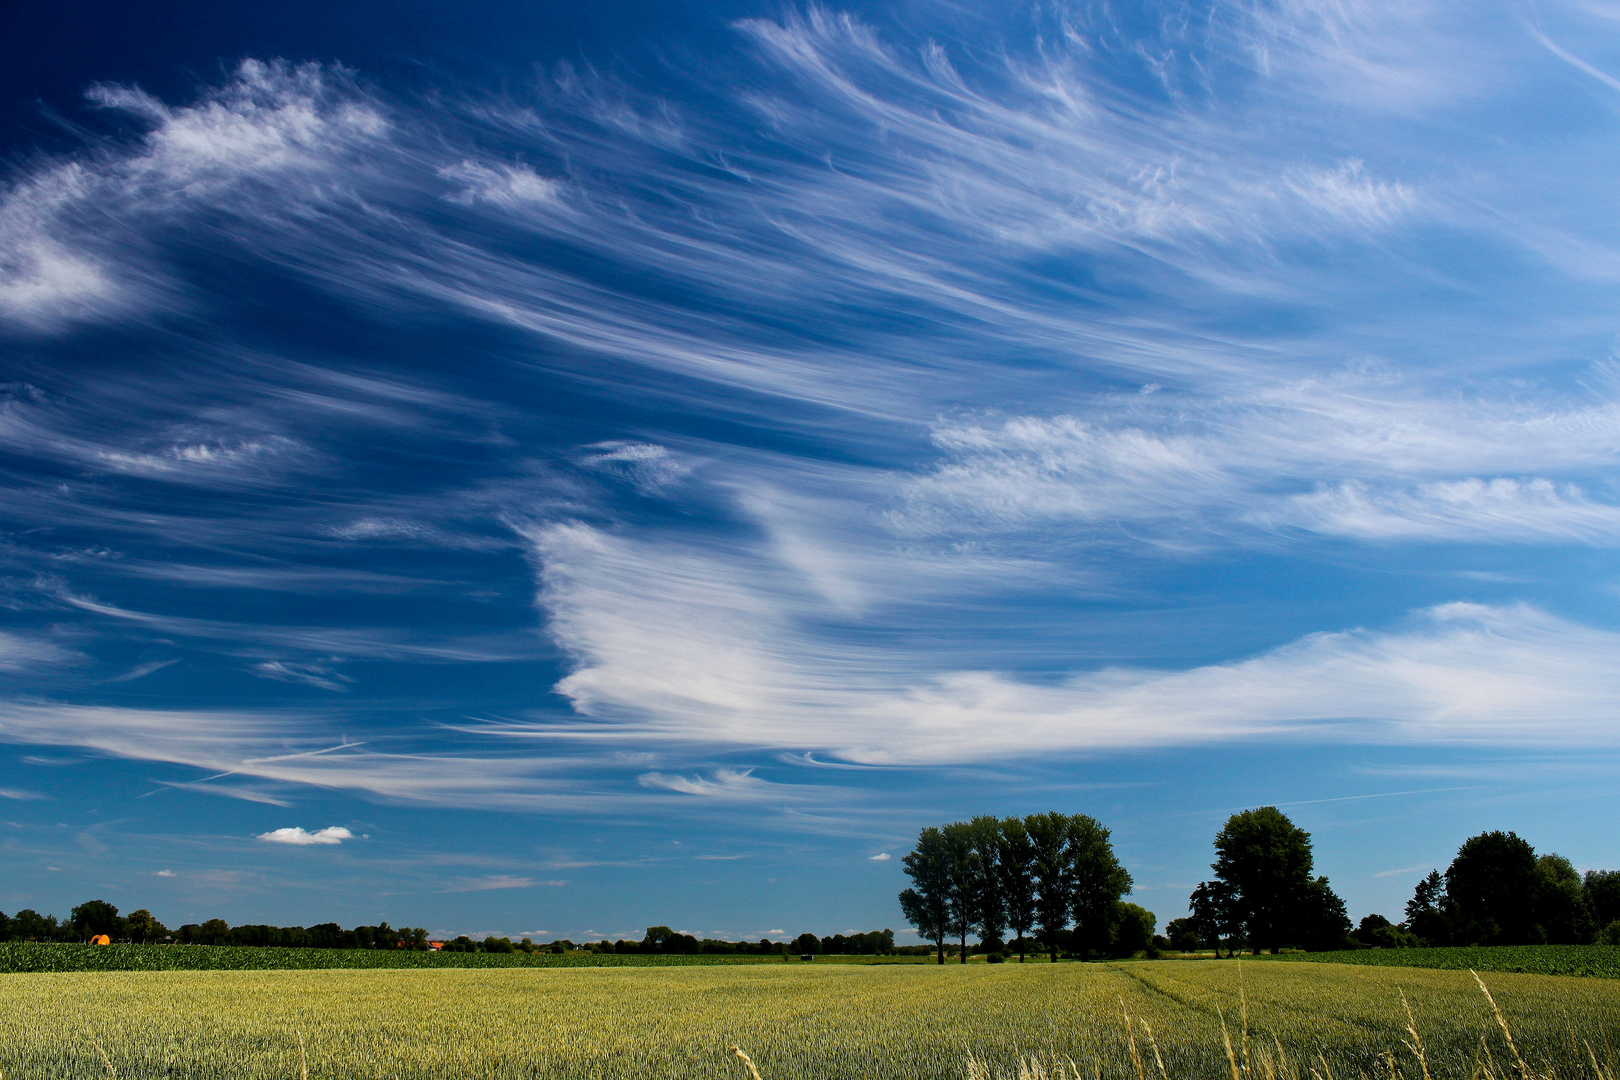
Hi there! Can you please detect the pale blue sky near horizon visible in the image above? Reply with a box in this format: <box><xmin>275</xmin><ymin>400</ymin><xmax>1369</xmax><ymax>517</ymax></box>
<box><xmin>2</xmin><ymin>0</ymin><xmax>1620</xmax><ymax>942</ymax></box>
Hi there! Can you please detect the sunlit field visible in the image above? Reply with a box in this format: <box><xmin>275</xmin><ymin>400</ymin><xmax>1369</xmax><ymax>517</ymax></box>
<box><xmin>2</xmin><ymin>960</ymin><xmax>1615</xmax><ymax>1080</ymax></box>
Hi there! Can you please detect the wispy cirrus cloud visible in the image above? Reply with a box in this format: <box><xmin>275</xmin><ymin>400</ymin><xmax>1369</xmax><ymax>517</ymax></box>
<box><xmin>1</xmin><ymin>0</ymin><xmax>1619</xmax><ymax>821</ymax></box>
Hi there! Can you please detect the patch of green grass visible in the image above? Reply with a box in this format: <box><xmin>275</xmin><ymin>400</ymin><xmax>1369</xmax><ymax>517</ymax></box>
<box><xmin>1259</xmin><ymin>944</ymin><xmax>1620</xmax><ymax>979</ymax></box>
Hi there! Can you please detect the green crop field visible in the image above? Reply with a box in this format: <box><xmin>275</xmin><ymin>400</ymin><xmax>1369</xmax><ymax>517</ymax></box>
<box><xmin>1261</xmin><ymin>944</ymin><xmax>1620</xmax><ymax>980</ymax></box>
<box><xmin>1</xmin><ymin>959</ymin><xmax>1615</xmax><ymax>1080</ymax></box>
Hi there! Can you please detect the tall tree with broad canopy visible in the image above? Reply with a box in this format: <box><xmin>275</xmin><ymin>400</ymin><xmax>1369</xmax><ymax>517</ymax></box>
<box><xmin>941</xmin><ymin>820</ymin><xmax>979</xmax><ymax>964</ymax></box>
<box><xmin>70</xmin><ymin>899</ymin><xmax>124</xmax><ymax>942</ymax></box>
<box><xmin>1443</xmin><ymin>830</ymin><xmax>1539</xmax><ymax>945</ymax></box>
<box><xmin>1026</xmin><ymin>811</ymin><xmax>1074</xmax><ymax>961</ymax></box>
<box><xmin>1211</xmin><ymin>806</ymin><xmax>1315</xmax><ymax>953</ymax></box>
<box><xmin>900</xmin><ymin>826</ymin><xmax>952</xmax><ymax>964</ymax></box>
<box><xmin>998</xmin><ymin>816</ymin><xmax>1038</xmax><ymax>962</ymax></box>
<box><xmin>1069</xmin><ymin>814</ymin><xmax>1133</xmax><ymax>958</ymax></box>
<box><xmin>968</xmin><ymin>815</ymin><xmax>1006</xmax><ymax>953</ymax></box>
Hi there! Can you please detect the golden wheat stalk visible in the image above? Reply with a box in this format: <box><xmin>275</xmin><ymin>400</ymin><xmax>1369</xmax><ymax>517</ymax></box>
<box><xmin>1219</xmin><ymin>1006</ymin><xmax>1243</xmax><ymax>1080</ymax></box>
<box><xmin>731</xmin><ymin>1045</ymin><xmax>765</xmax><ymax>1080</ymax></box>
<box><xmin>1120</xmin><ymin>996</ymin><xmax>1147</xmax><ymax>1080</ymax></box>
<box><xmin>1141</xmin><ymin>1018</ymin><xmax>1170</xmax><ymax>1080</ymax></box>
<box><xmin>1472</xmin><ymin>970</ymin><xmax>1530</xmax><ymax>1080</ymax></box>
<box><xmin>90</xmin><ymin>1034</ymin><xmax>117</xmax><ymax>1079</ymax></box>
<box><xmin>296</xmin><ymin>1030</ymin><xmax>309</xmax><ymax>1080</ymax></box>
<box><xmin>1400</xmin><ymin>988</ymin><xmax>1433</xmax><ymax>1080</ymax></box>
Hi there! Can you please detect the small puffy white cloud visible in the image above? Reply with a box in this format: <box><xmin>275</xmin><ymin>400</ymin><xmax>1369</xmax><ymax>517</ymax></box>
<box><xmin>154</xmin><ymin>870</ymin><xmax>176</xmax><ymax>877</ymax></box>
<box><xmin>256</xmin><ymin>825</ymin><xmax>354</xmax><ymax>846</ymax></box>
<box><xmin>869</xmin><ymin>852</ymin><xmax>891</xmax><ymax>861</ymax></box>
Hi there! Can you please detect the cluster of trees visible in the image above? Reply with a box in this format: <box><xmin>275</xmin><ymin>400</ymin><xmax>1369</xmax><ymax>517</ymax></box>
<box><xmin>1165</xmin><ymin>807</ymin><xmax>1352</xmax><ymax>956</ymax></box>
<box><xmin>898</xmin><ymin>812</ymin><xmax>1149</xmax><ymax>964</ymax></box>
<box><xmin>0</xmin><ymin>900</ymin><xmax>434</xmax><ymax>950</ymax></box>
<box><xmin>576</xmin><ymin>928</ymin><xmax>903</xmax><ymax>956</ymax></box>
<box><xmin>1385</xmin><ymin>831</ymin><xmax>1620</xmax><ymax>948</ymax></box>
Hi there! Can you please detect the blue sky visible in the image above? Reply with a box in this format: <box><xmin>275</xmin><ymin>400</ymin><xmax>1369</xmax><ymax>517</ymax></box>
<box><xmin>3</xmin><ymin>0</ymin><xmax>1620</xmax><ymax>942</ymax></box>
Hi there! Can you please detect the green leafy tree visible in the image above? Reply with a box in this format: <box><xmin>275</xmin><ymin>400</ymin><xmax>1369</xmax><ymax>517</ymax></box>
<box><xmin>70</xmin><ymin>899</ymin><xmax>124</xmax><ymax>941</ymax></box>
<box><xmin>1069</xmin><ymin>814</ymin><xmax>1132</xmax><ymax>959</ymax></box>
<box><xmin>1584</xmin><ymin>870</ymin><xmax>1620</xmax><ymax>929</ymax></box>
<box><xmin>1026</xmin><ymin>811</ymin><xmax>1073</xmax><ymax>962</ymax></box>
<box><xmin>968</xmin><ymin>815</ymin><xmax>1006</xmax><ymax>953</ymax></box>
<box><xmin>1443</xmin><ymin>831</ymin><xmax>1539</xmax><ymax>945</ymax></box>
<box><xmin>900</xmin><ymin>826</ymin><xmax>953</xmax><ymax>965</ymax></box>
<box><xmin>1111</xmin><ymin>903</ymin><xmax>1156</xmax><ymax>957</ymax></box>
<box><xmin>124</xmin><ymin>909</ymin><xmax>167</xmax><ymax>944</ymax></box>
<box><xmin>941</xmin><ymin>821</ymin><xmax>979</xmax><ymax>964</ymax></box>
<box><xmin>1295</xmin><ymin>876</ymin><xmax>1353</xmax><ymax>951</ymax></box>
<box><xmin>10</xmin><ymin>909</ymin><xmax>57</xmax><ymax>941</ymax></box>
<box><xmin>1211</xmin><ymin>807</ymin><xmax>1315</xmax><ymax>953</ymax></box>
<box><xmin>1535</xmin><ymin>854</ymin><xmax>1592</xmax><ymax>944</ymax></box>
<box><xmin>1164</xmin><ymin>917</ymin><xmax>1200</xmax><ymax>952</ymax></box>
<box><xmin>790</xmin><ymin>932</ymin><xmax>820</xmax><ymax>956</ymax></box>
<box><xmin>1189</xmin><ymin>879</ymin><xmax>1241</xmax><ymax>957</ymax></box>
<box><xmin>1404</xmin><ymin>870</ymin><xmax>1448</xmax><ymax>945</ymax></box>
<box><xmin>1355</xmin><ymin>913</ymin><xmax>1422</xmax><ymax>949</ymax></box>
<box><xmin>998</xmin><ymin>816</ymin><xmax>1037</xmax><ymax>962</ymax></box>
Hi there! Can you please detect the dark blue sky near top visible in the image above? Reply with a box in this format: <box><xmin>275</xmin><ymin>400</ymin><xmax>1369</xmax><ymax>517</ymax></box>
<box><xmin>4</xmin><ymin>0</ymin><xmax>1620</xmax><ymax>941</ymax></box>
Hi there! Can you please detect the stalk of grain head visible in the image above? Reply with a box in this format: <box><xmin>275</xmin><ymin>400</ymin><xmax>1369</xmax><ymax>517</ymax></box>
<box><xmin>90</xmin><ymin>1033</ymin><xmax>117</xmax><ymax>1079</ymax></box>
<box><xmin>1141</xmin><ymin>1019</ymin><xmax>1169</xmax><ymax>1080</ymax></box>
<box><xmin>1219</xmin><ymin>1007</ymin><xmax>1243</xmax><ymax>1080</ymax></box>
<box><xmin>296</xmin><ymin>1030</ymin><xmax>308</xmax><ymax>1080</ymax></box>
<box><xmin>1585</xmin><ymin>1041</ymin><xmax>1612</xmax><ymax>1080</ymax></box>
<box><xmin>731</xmin><ymin>1045</ymin><xmax>765</xmax><ymax>1080</ymax></box>
<box><xmin>1239</xmin><ymin>961</ymin><xmax>1251</xmax><ymax>1079</ymax></box>
<box><xmin>1119</xmin><ymin>997</ymin><xmax>1147</xmax><ymax>1080</ymax></box>
<box><xmin>1274</xmin><ymin>1034</ymin><xmax>1296</xmax><ymax>1080</ymax></box>
<box><xmin>1472</xmin><ymin>971</ymin><xmax>1529</xmax><ymax>1080</ymax></box>
<box><xmin>1400</xmin><ymin>989</ymin><xmax>1433</xmax><ymax>1080</ymax></box>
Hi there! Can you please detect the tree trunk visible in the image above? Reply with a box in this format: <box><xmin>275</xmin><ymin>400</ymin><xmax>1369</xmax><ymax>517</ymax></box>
<box><xmin>959</xmin><ymin>930</ymin><xmax>968</xmax><ymax>963</ymax></box>
<box><xmin>936</xmin><ymin>937</ymin><xmax>945</xmax><ymax>965</ymax></box>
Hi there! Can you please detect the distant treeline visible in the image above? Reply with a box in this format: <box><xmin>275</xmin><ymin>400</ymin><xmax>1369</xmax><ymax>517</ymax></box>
<box><xmin>0</xmin><ymin>903</ymin><xmax>437</xmax><ymax>950</ymax></box>
<box><xmin>0</xmin><ymin>903</ymin><xmax>910</xmax><ymax>957</ymax></box>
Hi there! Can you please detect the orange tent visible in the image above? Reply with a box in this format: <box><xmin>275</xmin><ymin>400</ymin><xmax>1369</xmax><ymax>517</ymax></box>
<box><xmin>90</xmin><ymin>935</ymin><xmax>111</xmax><ymax>945</ymax></box>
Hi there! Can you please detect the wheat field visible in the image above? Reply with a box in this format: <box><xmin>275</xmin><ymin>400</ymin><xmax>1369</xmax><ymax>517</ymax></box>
<box><xmin>0</xmin><ymin>960</ymin><xmax>1614</xmax><ymax>1079</ymax></box>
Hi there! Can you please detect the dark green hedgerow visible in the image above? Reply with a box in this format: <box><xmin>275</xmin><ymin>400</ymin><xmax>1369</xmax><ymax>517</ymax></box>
<box><xmin>1261</xmin><ymin>943</ymin><xmax>1620</xmax><ymax>979</ymax></box>
<box><xmin>0</xmin><ymin>944</ymin><xmax>933</xmax><ymax>973</ymax></box>
<box><xmin>0</xmin><ymin>943</ymin><xmax>785</xmax><ymax>973</ymax></box>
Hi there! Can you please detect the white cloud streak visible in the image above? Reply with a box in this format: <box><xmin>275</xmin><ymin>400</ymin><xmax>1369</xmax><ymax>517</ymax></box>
<box><xmin>257</xmin><ymin>825</ymin><xmax>354</xmax><ymax>845</ymax></box>
<box><xmin>526</xmin><ymin>520</ymin><xmax>1620</xmax><ymax>762</ymax></box>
